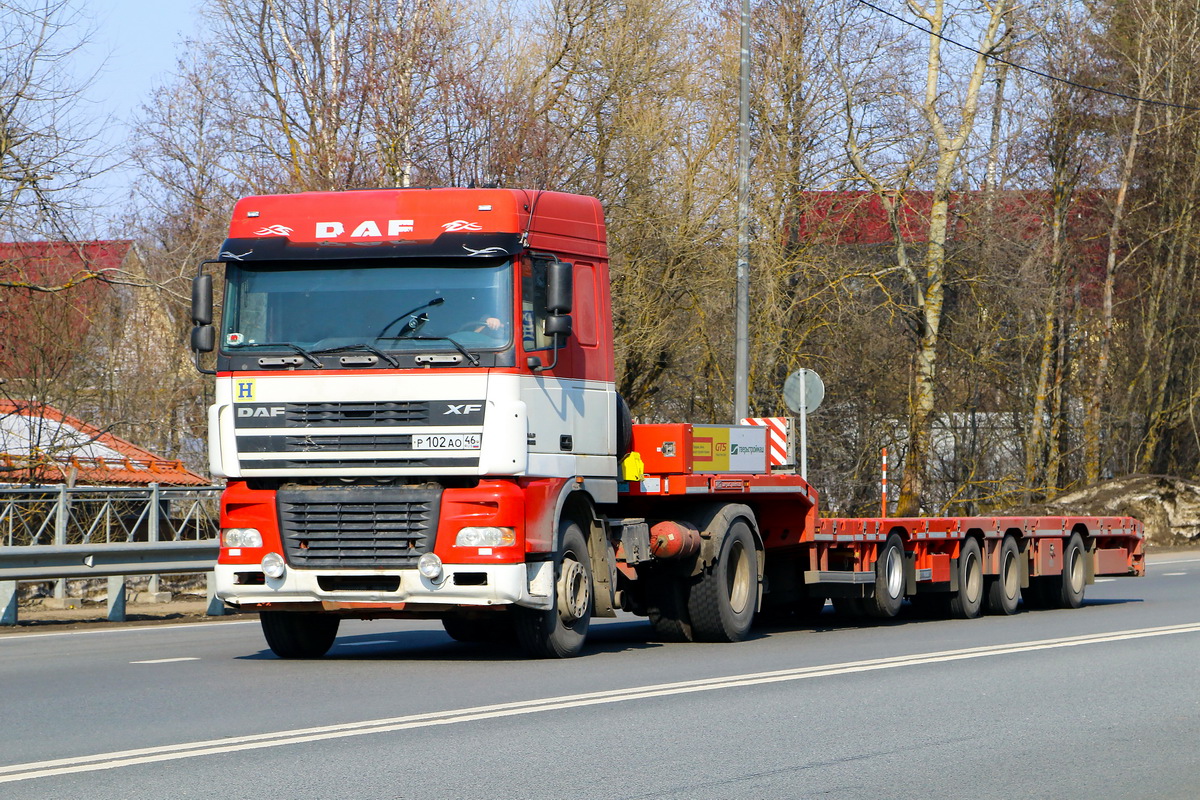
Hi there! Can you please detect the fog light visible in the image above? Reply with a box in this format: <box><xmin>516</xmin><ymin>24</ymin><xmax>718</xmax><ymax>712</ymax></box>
<box><xmin>261</xmin><ymin>552</ymin><xmax>286</xmax><ymax>579</ymax></box>
<box><xmin>222</xmin><ymin>528</ymin><xmax>263</xmax><ymax>548</ymax></box>
<box><xmin>417</xmin><ymin>553</ymin><xmax>444</xmax><ymax>580</ymax></box>
<box><xmin>455</xmin><ymin>526</ymin><xmax>516</xmax><ymax>547</ymax></box>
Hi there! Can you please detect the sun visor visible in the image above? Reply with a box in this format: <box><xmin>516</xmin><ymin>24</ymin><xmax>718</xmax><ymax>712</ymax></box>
<box><xmin>216</xmin><ymin>232</ymin><xmax>524</xmax><ymax>262</ymax></box>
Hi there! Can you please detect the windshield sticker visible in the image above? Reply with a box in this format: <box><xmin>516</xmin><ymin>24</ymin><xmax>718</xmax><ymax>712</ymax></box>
<box><xmin>220</xmin><ymin>249</ymin><xmax>252</xmax><ymax>261</ymax></box>
<box><xmin>227</xmin><ymin>332</ymin><xmax>245</xmax><ymax>346</ymax></box>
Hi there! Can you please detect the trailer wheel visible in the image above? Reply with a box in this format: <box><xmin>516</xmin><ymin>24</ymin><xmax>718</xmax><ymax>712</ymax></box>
<box><xmin>647</xmin><ymin>576</ymin><xmax>694</xmax><ymax>642</ymax></box>
<box><xmin>515</xmin><ymin>522</ymin><xmax>592</xmax><ymax>658</ymax></box>
<box><xmin>1026</xmin><ymin>533</ymin><xmax>1087</xmax><ymax>610</ymax></box>
<box><xmin>687</xmin><ymin>519</ymin><xmax>758</xmax><ymax>642</ymax></box>
<box><xmin>866</xmin><ymin>534</ymin><xmax>906</xmax><ymax>619</ymax></box>
<box><xmin>985</xmin><ymin>536</ymin><xmax>1021</xmax><ymax>615</ymax></box>
<box><xmin>949</xmin><ymin>538</ymin><xmax>984</xmax><ymax>619</ymax></box>
<box><xmin>259</xmin><ymin>611</ymin><xmax>340</xmax><ymax>659</ymax></box>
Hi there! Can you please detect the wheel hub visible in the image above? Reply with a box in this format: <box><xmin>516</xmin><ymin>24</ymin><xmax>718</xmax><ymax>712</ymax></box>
<box><xmin>557</xmin><ymin>559</ymin><xmax>590</xmax><ymax>623</ymax></box>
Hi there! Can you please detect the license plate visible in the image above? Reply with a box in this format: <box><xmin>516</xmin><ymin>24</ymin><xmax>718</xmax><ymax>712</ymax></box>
<box><xmin>412</xmin><ymin>433</ymin><xmax>482</xmax><ymax>450</ymax></box>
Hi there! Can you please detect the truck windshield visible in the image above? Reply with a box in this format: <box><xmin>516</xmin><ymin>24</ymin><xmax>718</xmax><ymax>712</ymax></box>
<box><xmin>220</xmin><ymin>257</ymin><xmax>513</xmax><ymax>353</ymax></box>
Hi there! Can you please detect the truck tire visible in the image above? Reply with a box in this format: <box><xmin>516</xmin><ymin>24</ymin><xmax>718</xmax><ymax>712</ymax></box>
<box><xmin>616</xmin><ymin>394</ymin><xmax>634</xmax><ymax>458</ymax></box>
<box><xmin>985</xmin><ymin>535</ymin><xmax>1021</xmax><ymax>615</ymax></box>
<box><xmin>260</xmin><ymin>611</ymin><xmax>340</xmax><ymax>659</ymax></box>
<box><xmin>442</xmin><ymin>613</ymin><xmax>515</xmax><ymax>644</ymax></box>
<box><xmin>866</xmin><ymin>534</ymin><xmax>905</xmax><ymax>619</ymax></box>
<box><xmin>687</xmin><ymin>519</ymin><xmax>758</xmax><ymax>642</ymax></box>
<box><xmin>515</xmin><ymin>522</ymin><xmax>592</xmax><ymax>658</ymax></box>
<box><xmin>1025</xmin><ymin>533</ymin><xmax>1087</xmax><ymax>610</ymax></box>
<box><xmin>949</xmin><ymin>538</ymin><xmax>984</xmax><ymax>619</ymax></box>
<box><xmin>647</xmin><ymin>576</ymin><xmax>694</xmax><ymax>642</ymax></box>
<box><xmin>1059</xmin><ymin>533</ymin><xmax>1087</xmax><ymax>608</ymax></box>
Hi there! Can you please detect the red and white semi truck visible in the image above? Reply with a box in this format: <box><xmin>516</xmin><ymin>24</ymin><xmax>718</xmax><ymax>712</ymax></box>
<box><xmin>189</xmin><ymin>188</ymin><xmax>1144</xmax><ymax>658</ymax></box>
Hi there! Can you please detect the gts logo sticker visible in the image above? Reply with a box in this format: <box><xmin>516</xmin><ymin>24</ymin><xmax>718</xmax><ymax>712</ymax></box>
<box><xmin>444</xmin><ymin>404</ymin><xmax>483</xmax><ymax>415</ymax></box>
<box><xmin>237</xmin><ymin>406</ymin><xmax>285</xmax><ymax>418</ymax></box>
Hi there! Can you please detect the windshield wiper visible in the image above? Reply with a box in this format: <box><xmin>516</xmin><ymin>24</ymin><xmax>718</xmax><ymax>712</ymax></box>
<box><xmin>312</xmin><ymin>342</ymin><xmax>401</xmax><ymax>368</ymax></box>
<box><xmin>379</xmin><ymin>334</ymin><xmax>480</xmax><ymax>367</ymax></box>
<box><xmin>232</xmin><ymin>342</ymin><xmax>324</xmax><ymax>368</ymax></box>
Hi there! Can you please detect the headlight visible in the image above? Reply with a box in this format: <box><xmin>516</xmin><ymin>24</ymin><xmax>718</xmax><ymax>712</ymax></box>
<box><xmin>261</xmin><ymin>552</ymin><xmax>286</xmax><ymax>579</ymax></box>
<box><xmin>418</xmin><ymin>553</ymin><xmax>444</xmax><ymax>580</ymax></box>
<box><xmin>222</xmin><ymin>528</ymin><xmax>263</xmax><ymax>548</ymax></box>
<box><xmin>455</xmin><ymin>526</ymin><xmax>516</xmax><ymax>547</ymax></box>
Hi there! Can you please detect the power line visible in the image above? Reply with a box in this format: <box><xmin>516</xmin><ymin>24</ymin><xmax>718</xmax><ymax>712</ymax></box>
<box><xmin>852</xmin><ymin>0</ymin><xmax>1200</xmax><ymax>113</ymax></box>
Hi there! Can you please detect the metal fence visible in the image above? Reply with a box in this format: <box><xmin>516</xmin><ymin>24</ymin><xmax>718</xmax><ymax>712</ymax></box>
<box><xmin>0</xmin><ymin>484</ymin><xmax>224</xmax><ymax>626</ymax></box>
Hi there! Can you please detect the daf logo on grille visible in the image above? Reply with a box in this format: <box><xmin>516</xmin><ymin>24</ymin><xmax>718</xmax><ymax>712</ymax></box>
<box><xmin>444</xmin><ymin>403</ymin><xmax>483</xmax><ymax>415</ymax></box>
<box><xmin>237</xmin><ymin>406</ymin><xmax>286</xmax><ymax>418</ymax></box>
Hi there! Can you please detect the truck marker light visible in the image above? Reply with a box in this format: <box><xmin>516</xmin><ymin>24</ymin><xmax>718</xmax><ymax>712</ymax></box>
<box><xmin>261</xmin><ymin>552</ymin><xmax>286</xmax><ymax>579</ymax></box>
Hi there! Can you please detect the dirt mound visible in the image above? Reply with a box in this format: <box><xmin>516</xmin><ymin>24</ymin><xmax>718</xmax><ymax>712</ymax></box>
<box><xmin>1005</xmin><ymin>474</ymin><xmax>1200</xmax><ymax>546</ymax></box>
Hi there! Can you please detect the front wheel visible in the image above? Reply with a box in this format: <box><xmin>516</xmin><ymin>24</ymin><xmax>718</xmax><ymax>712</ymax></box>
<box><xmin>260</xmin><ymin>611</ymin><xmax>340</xmax><ymax>659</ymax></box>
<box><xmin>515</xmin><ymin>522</ymin><xmax>593</xmax><ymax>658</ymax></box>
<box><xmin>687</xmin><ymin>520</ymin><xmax>759</xmax><ymax>642</ymax></box>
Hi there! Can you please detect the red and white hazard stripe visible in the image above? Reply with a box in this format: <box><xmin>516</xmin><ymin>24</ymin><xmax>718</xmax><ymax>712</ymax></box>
<box><xmin>740</xmin><ymin>417</ymin><xmax>792</xmax><ymax>467</ymax></box>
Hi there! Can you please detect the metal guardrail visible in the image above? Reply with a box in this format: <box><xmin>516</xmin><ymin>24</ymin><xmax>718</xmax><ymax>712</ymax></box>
<box><xmin>0</xmin><ymin>485</ymin><xmax>225</xmax><ymax>626</ymax></box>
<box><xmin>0</xmin><ymin>540</ymin><xmax>219</xmax><ymax>580</ymax></box>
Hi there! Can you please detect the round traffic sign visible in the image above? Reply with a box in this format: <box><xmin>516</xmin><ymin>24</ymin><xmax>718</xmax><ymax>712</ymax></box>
<box><xmin>784</xmin><ymin>369</ymin><xmax>825</xmax><ymax>414</ymax></box>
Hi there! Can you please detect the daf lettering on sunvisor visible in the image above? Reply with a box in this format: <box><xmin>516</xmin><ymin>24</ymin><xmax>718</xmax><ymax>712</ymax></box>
<box><xmin>444</xmin><ymin>404</ymin><xmax>483</xmax><ymax>415</ymax></box>
<box><xmin>237</xmin><ymin>406</ymin><xmax>286</xmax><ymax>418</ymax></box>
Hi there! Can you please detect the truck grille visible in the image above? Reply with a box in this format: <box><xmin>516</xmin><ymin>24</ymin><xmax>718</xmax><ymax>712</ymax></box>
<box><xmin>276</xmin><ymin>486</ymin><xmax>440</xmax><ymax>568</ymax></box>
<box><xmin>284</xmin><ymin>401</ymin><xmax>430</xmax><ymax>427</ymax></box>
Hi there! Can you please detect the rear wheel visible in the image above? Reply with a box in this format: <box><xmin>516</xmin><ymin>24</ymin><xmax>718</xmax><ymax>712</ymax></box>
<box><xmin>985</xmin><ymin>536</ymin><xmax>1021</xmax><ymax>615</ymax></box>
<box><xmin>515</xmin><ymin>522</ymin><xmax>592</xmax><ymax>658</ymax></box>
<box><xmin>646</xmin><ymin>574</ymin><xmax>694</xmax><ymax>641</ymax></box>
<box><xmin>687</xmin><ymin>520</ymin><xmax>759</xmax><ymax>642</ymax></box>
<box><xmin>949</xmin><ymin>538</ymin><xmax>984</xmax><ymax>619</ymax></box>
<box><xmin>1025</xmin><ymin>533</ymin><xmax>1087</xmax><ymax>610</ymax></box>
<box><xmin>260</xmin><ymin>611</ymin><xmax>340</xmax><ymax>659</ymax></box>
<box><xmin>1060</xmin><ymin>533</ymin><xmax>1087</xmax><ymax>608</ymax></box>
<box><xmin>866</xmin><ymin>534</ymin><xmax>906</xmax><ymax>619</ymax></box>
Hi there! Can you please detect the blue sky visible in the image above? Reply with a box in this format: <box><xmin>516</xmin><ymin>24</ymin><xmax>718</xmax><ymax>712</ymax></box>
<box><xmin>80</xmin><ymin>1</ymin><xmax>202</xmax><ymax>227</ymax></box>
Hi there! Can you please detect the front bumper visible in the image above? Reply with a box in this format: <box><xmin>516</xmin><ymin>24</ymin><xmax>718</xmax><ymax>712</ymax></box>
<box><xmin>215</xmin><ymin>561</ymin><xmax>553</xmax><ymax>611</ymax></box>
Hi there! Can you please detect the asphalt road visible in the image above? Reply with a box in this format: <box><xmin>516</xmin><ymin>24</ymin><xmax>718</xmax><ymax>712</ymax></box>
<box><xmin>1</xmin><ymin>553</ymin><xmax>1197</xmax><ymax>799</ymax></box>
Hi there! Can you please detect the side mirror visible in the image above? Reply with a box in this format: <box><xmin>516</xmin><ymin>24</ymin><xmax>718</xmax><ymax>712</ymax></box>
<box><xmin>546</xmin><ymin>260</ymin><xmax>573</xmax><ymax>314</ymax></box>
<box><xmin>192</xmin><ymin>274</ymin><xmax>213</xmax><ymax>325</ymax></box>
<box><xmin>544</xmin><ymin>314</ymin><xmax>572</xmax><ymax>339</ymax></box>
<box><xmin>191</xmin><ymin>325</ymin><xmax>215</xmax><ymax>353</ymax></box>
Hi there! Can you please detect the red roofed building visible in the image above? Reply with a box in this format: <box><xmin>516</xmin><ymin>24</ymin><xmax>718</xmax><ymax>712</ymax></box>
<box><xmin>0</xmin><ymin>240</ymin><xmax>132</xmax><ymax>379</ymax></box>
<box><xmin>0</xmin><ymin>400</ymin><xmax>208</xmax><ymax>487</ymax></box>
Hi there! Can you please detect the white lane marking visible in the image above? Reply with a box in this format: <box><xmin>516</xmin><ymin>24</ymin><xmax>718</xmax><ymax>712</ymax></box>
<box><xmin>0</xmin><ymin>620</ymin><xmax>258</xmax><ymax>642</ymax></box>
<box><xmin>1161</xmin><ymin>572</ymin><xmax>1187</xmax><ymax>577</ymax></box>
<box><xmin>3</xmin><ymin>621</ymin><xmax>1200</xmax><ymax>784</ymax></box>
<box><xmin>1150</xmin><ymin>556</ymin><xmax>1200</xmax><ymax>565</ymax></box>
<box><xmin>130</xmin><ymin>657</ymin><xmax>201</xmax><ymax>665</ymax></box>
<box><xmin>1094</xmin><ymin>578</ymin><xmax>1115</xmax><ymax>583</ymax></box>
<box><xmin>337</xmin><ymin>640</ymin><xmax>399</xmax><ymax>647</ymax></box>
